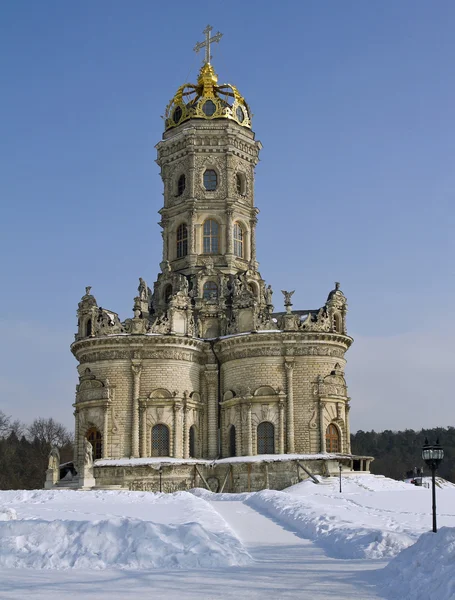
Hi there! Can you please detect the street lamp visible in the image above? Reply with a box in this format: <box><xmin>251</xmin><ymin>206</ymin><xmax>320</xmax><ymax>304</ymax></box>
<box><xmin>421</xmin><ymin>438</ymin><xmax>444</xmax><ymax>533</ymax></box>
<box><xmin>338</xmin><ymin>463</ymin><xmax>342</xmax><ymax>493</ymax></box>
<box><xmin>159</xmin><ymin>466</ymin><xmax>163</xmax><ymax>493</ymax></box>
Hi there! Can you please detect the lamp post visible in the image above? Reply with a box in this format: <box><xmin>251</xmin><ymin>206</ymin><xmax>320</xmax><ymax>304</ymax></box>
<box><xmin>421</xmin><ymin>438</ymin><xmax>444</xmax><ymax>533</ymax></box>
<box><xmin>159</xmin><ymin>466</ymin><xmax>163</xmax><ymax>493</ymax></box>
<box><xmin>338</xmin><ymin>463</ymin><xmax>342</xmax><ymax>493</ymax></box>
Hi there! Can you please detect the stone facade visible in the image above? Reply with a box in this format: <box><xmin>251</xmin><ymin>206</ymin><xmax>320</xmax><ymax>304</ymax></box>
<box><xmin>60</xmin><ymin>48</ymin><xmax>371</xmax><ymax>492</ymax></box>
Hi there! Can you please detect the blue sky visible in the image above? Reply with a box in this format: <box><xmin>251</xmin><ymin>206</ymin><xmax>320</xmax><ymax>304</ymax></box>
<box><xmin>1</xmin><ymin>1</ymin><xmax>454</xmax><ymax>432</ymax></box>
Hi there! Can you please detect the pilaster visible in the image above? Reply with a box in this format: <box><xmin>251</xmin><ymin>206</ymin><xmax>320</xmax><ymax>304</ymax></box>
<box><xmin>284</xmin><ymin>359</ymin><xmax>295</xmax><ymax>453</ymax></box>
<box><xmin>131</xmin><ymin>362</ymin><xmax>142</xmax><ymax>458</ymax></box>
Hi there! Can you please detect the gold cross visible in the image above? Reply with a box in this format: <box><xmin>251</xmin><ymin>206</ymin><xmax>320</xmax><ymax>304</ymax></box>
<box><xmin>193</xmin><ymin>25</ymin><xmax>223</xmax><ymax>65</ymax></box>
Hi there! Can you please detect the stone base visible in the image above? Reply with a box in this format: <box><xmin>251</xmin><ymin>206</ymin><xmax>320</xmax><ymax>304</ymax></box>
<box><xmin>44</xmin><ymin>468</ymin><xmax>58</xmax><ymax>489</ymax></box>
<box><xmin>83</xmin><ymin>454</ymin><xmax>373</xmax><ymax>493</ymax></box>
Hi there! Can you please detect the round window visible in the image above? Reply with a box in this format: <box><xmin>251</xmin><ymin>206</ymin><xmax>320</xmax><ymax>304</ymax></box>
<box><xmin>236</xmin><ymin>106</ymin><xmax>244</xmax><ymax>123</ymax></box>
<box><xmin>173</xmin><ymin>106</ymin><xmax>182</xmax><ymax>124</ymax></box>
<box><xmin>202</xmin><ymin>100</ymin><xmax>216</xmax><ymax>117</ymax></box>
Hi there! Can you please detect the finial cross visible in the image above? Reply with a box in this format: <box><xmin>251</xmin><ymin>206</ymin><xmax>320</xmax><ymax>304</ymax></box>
<box><xmin>193</xmin><ymin>25</ymin><xmax>223</xmax><ymax>65</ymax></box>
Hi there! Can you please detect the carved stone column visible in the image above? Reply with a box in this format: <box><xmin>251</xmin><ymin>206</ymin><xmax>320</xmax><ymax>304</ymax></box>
<box><xmin>226</xmin><ymin>209</ymin><xmax>234</xmax><ymax>255</ymax></box>
<box><xmin>188</xmin><ymin>208</ymin><xmax>196</xmax><ymax>254</ymax></box>
<box><xmin>235</xmin><ymin>405</ymin><xmax>242</xmax><ymax>456</ymax></box>
<box><xmin>285</xmin><ymin>360</ymin><xmax>295</xmax><ymax>453</ymax></box>
<box><xmin>246</xmin><ymin>402</ymin><xmax>253</xmax><ymax>456</ymax></box>
<box><xmin>173</xmin><ymin>402</ymin><xmax>183</xmax><ymax>458</ymax></box>
<box><xmin>161</xmin><ymin>219</ymin><xmax>168</xmax><ymax>261</ymax></box>
<box><xmin>102</xmin><ymin>405</ymin><xmax>109</xmax><ymax>459</ymax></box>
<box><xmin>131</xmin><ymin>362</ymin><xmax>142</xmax><ymax>458</ymax></box>
<box><xmin>345</xmin><ymin>401</ymin><xmax>351</xmax><ymax>453</ymax></box>
<box><xmin>73</xmin><ymin>409</ymin><xmax>79</xmax><ymax>465</ymax></box>
<box><xmin>183</xmin><ymin>404</ymin><xmax>190</xmax><ymax>459</ymax></box>
<box><xmin>140</xmin><ymin>405</ymin><xmax>147</xmax><ymax>457</ymax></box>
<box><xmin>278</xmin><ymin>400</ymin><xmax>285</xmax><ymax>454</ymax></box>
<box><xmin>250</xmin><ymin>217</ymin><xmax>257</xmax><ymax>263</ymax></box>
<box><xmin>319</xmin><ymin>401</ymin><xmax>327</xmax><ymax>453</ymax></box>
<box><xmin>204</xmin><ymin>369</ymin><xmax>219</xmax><ymax>458</ymax></box>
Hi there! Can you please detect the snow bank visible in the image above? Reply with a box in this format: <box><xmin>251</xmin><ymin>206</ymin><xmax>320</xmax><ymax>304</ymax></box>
<box><xmin>380</xmin><ymin>527</ymin><xmax>455</xmax><ymax>600</ymax></box>
<box><xmin>0</xmin><ymin>508</ymin><xmax>16</xmax><ymax>521</ymax></box>
<box><xmin>245</xmin><ymin>488</ymin><xmax>414</xmax><ymax>559</ymax></box>
<box><xmin>0</xmin><ymin>517</ymin><xmax>251</xmax><ymax>570</ymax></box>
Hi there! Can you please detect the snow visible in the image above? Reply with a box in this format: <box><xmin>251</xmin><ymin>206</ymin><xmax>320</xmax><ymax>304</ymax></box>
<box><xmin>1</xmin><ymin>475</ymin><xmax>455</xmax><ymax>599</ymax></box>
<box><xmin>95</xmin><ymin>452</ymin><xmax>355</xmax><ymax>467</ymax></box>
<box><xmin>380</xmin><ymin>526</ymin><xmax>455</xmax><ymax>600</ymax></box>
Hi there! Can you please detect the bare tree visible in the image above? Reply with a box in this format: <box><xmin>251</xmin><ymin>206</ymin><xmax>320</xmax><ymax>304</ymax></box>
<box><xmin>27</xmin><ymin>418</ymin><xmax>72</xmax><ymax>447</ymax></box>
<box><xmin>0</xmin><ymin>411</ymin><xmax>12</xmax><ymax>438</ymax></box>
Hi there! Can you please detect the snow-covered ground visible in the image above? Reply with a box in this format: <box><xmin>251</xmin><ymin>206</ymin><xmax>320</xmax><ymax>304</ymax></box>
<box><xmin>0</xmin><ymin>475</ymin><xmax>454</xmax><ymax>599</ymax></box>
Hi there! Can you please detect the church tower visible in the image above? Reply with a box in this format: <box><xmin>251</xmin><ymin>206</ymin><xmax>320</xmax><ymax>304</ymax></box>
<box><xmin>65</xmin><ymin>27</ymin><xmax>368</xmax><ymax>492</ymax></box>
<box><xmin>152</xmin><ymin>26</ymin><xmax>270</xmax><ymax>338</ymax></box>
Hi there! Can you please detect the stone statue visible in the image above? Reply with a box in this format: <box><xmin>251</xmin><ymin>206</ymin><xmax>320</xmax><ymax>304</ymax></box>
<box><xmin>281</xmin><ymin>290</ymin><xmax>294</xmax><ymax>305</ymax></box>
<box><xmin>264</xmin><ymin>284</ymin><xmax>273</xmax><ymax>306</ymax></box>
<box><xmin>84</xmin><ymin>439</ymin><xmax>93</xmax><ymax>468</ymax></box>
<box><xmin>138</xmin><ymin>278</ymin><xmax>148</xmax><ymax>301</ymax></box>
<box><xmin>48</xmin><ymin>446</ymin><xmax>60</xmax><ymax>471</ymax></box>
<box><xmin>85</xmin><ymin>286</ymin><xmax>92</xmax><ymax>296</ymax></box>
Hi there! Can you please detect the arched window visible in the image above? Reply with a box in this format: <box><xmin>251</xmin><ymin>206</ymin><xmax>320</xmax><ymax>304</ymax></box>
<box><xmin>203</xmin><ymin>281</ymin><xmax>218</xmax><ymax>300</ymax></box>
<box><xmin>203</xmin><ymin>170</ymin><xmax>217</xmax><ymax>191</ymax></box>
<box><xmin>233</xmin><ymin>222</ymin><xmax>244</xmax><ymax>258</ymax></box>
<box><xmin>176</xmin><ymin>223</ymin><xmax>188</xmax><ymax>258</ymax></box>
<box><xmin>236</xmin><ymin>173</ymin><xmax>246</xmax><ymax>195</ymax></box>
<box><xmin>229</xmin><ymin>425</ymin><xmax>236</xmax><ymax>457</ymax></box>
<box><xmin>333</xmin><ymin>313</ymin><xmax>341</xmax><ymax>333</ymax></box>
<box><xmin>152</xmin><ymin>424</ymin><xmax>170</xmax><ymax>457</ymax></box>
<box><xmin>86</xmin><ymin>427</ymin><xmax>102</xmax><ymax>460</ymax></box>
<box><xmin>189</xmin><ymin>425</ymin><xmax>196</xmax><ymax>458</ymax></box>
<box><xmin>164</xmin><ymin>284</ymin><xmax>173</xmax><ymax>303</ymax></box>
<box><xmin>257</xmin><ymin>422</ymin><xmax>275</xmax><ymax>455</ymax></box>
<box><xmin>326</xmin><ymin>424</ymin><xmax>340</xmax><ymax>453</ymax></box>
<box><xmin>177</xmin><ymin>174</ymin><xmax>186</xmax><ymax>196</ymax></box>
<box><xmin>203</xmin><ymin>219</ymin><xmax>219</xmax><ymax>254</ymax></box>
<box><xmin>85</xmin><ymin>319</ymin><xmax>92</xmax><ymax>337</ymax></box>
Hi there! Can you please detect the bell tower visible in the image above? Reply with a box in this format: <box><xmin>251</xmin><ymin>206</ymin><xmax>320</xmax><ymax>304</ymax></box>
<box><xmin>156</xmin><ymin>26</ymin><xmax>262</xmax><ymax>275</ymax></box>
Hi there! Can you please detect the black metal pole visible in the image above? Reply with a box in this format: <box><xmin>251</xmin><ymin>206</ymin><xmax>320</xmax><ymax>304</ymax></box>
<box><xmin>339</xmin><ymin>466</ymin><xmax>342</xmax><ymax>493</ymax></box>
<box><xmin>432</xmin><ymin>465</ymin><xmax>437</xmax><ymax>533</ymax></box>
<box><xmin>159</xmin><ymin>468</ymin><xmax>162</xmax><ymax>493</ymax></box>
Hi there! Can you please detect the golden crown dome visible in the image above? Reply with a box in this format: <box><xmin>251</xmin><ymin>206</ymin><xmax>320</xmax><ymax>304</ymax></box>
<box><xmin>164</xmin><ymin>27</ymin><xmax>251</xmax><ymax>131</ymax></box>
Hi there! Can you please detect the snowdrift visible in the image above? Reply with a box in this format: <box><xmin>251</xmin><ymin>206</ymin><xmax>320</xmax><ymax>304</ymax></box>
<box><xmin>0</xmin><ymin>517</ymin><xmax>251</xmax><ymax>570</ymax></box>
<box><xmin>380</xmin><ymin>527</ymin><xmax>455</xmax><ymax>600</ymax></box>
<box><xmin>245</xmin><ymin>489</ymin><xmax>413</xmax><ymax>559</ymax></box>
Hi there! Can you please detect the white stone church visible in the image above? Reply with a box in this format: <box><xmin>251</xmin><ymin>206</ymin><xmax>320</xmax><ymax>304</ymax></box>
<box><xmin>51</xmin><ymin>28</ymin><xmax>372</xmax><ymax>492</ymax></box>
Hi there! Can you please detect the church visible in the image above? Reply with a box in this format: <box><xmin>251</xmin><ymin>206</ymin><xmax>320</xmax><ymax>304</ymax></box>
<box><xmin>54</xmin><ymin>27</ymin><xmax>372</xmax><ymax>492</ymax></box>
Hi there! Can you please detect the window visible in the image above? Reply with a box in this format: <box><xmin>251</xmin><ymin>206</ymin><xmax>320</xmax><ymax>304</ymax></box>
<box><xmin>152</xmin><ymin>424</ymin><xmax>170</xmax><ymax>457</ymax></box>
<box><xmin>203</xmin><ymin>170</ymin><xmax>217</xmax><ymax>191</ymax></box>
<box><xmin>333</xmin><ymin>313</ymin><xmax>341</xmax><ymax>333</ymax></box>
<box><xmin>257</xmin><ymin>422</ymin><xmax>275</xmax><ymax>454</ymax></box>
<box><xmin>202</xmin><ymin>100</ymin><xmax>216</xmax><ymax>116</ymax></box>
<box><xmin>203</xmin><ymin>281</ymin><xmax>218</xmax><ymax>300</ymax></box>
<box><xmin>176</xmin><ymin>223</ymin><xmax>188</xmax><ymax>258</ymax></box>
<box><xmin>164</xmin><ymin>284</ymin><xmax>173</xmax><ymax>303</ymax></box>
<box><xmin>86</xmin><ymin>427</ymin><xmax>102</xmax><ymax>460</ymax></box>
<box><xmin>326</xmin><ymin>424</ymin><xmax>340</xmax><ymax>453</ymax></box>
<box><xmin>229</xmin><ymin>425</ymin><xmax>236</xmax><ymax>457</ymax></box>
<box><xmin>85</xmin><ymin>319</ymin><xmax>92</xmax><ymax>337</ymax></box>
<box><xmin>189</xmin><ymin>425</ymin><xmax>196</xmax><ymax>458</ymax></box>
<box><xmin>233</xmin><ymin>222</ymin><xmax>244</xmax><ymax>258</ymax></box>
<box><xmin>177</xmin><ymin>174</ymin><xmax>186</xmax><ymax>196</ymax></box>
<box><xmin>236</xmin><ymin>173</ymin><xmax>246</xmax><ymax>195</ymax></box>
<box><xmin>203</xmin><ymin>219</ymin><xmax>219</xmax><ymax>254</ymax></box>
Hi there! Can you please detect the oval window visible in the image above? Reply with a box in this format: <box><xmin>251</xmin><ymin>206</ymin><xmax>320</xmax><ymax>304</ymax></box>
<box><xmin>173</xmin><ymin>106</ymin><xmax>182</xmax><ymax>124</ymax></box>
<box><xmin>203</xmin><ymin>170</ymin><xmax>217</xmax><ymax>191</ymax></box>
<box><xmin>202</xmin><ymin>100</ymin><xmax>216</xmax><ymax>117</ymax></box>
<box><xmin>236</xmin><ymin>106</ymin><xmax>244</xmax><ymax>123</ymax></box>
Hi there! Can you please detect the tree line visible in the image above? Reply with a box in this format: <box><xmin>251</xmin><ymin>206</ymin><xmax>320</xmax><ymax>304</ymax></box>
<box><xmin>351</xmin><ymin>426</ymin><xmax>455</xmax><ymax>483</ymax></box>
<box><xmin>0</xmin><ymin>411</ymin><xmax>73</xmax><ymax>490</ymax></box>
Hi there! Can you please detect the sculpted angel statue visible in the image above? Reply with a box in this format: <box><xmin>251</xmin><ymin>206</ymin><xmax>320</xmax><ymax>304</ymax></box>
<box><xmin>281</xmin><ymin>290</ymin><xmax>295</xmax><ymax>305</ymax></box>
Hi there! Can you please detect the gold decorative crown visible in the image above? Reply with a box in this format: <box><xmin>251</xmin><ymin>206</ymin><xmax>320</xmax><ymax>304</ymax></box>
<box><xmin>164</xmin><ymin>26</ymin><xmax>251</xmax><ymax>131</ymax></box>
